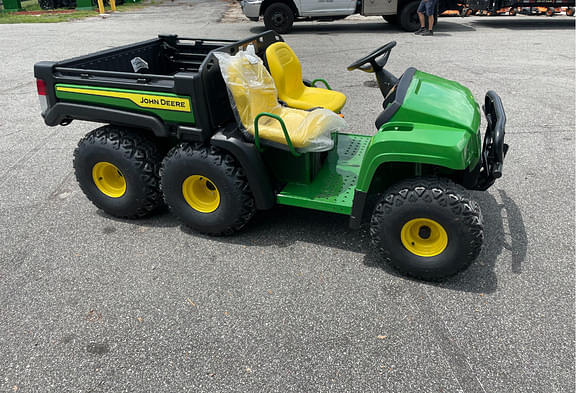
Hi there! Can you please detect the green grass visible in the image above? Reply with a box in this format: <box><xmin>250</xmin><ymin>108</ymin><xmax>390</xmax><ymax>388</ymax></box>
<box><xmin>0</xmin><ymin>0</ymin><xmax>153</xmax><ymax>23</ymax></box>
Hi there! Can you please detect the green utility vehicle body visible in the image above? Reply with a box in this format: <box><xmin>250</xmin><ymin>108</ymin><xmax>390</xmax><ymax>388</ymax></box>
<box><xmin>357</xmin><ymin>70</ymin><xmax>483</xmax><ymax>192</ymax></box>
<box><xmin>34</xmin><ymin>31</ymin><xmax>504</xmax><ymax>223</ymax></box>
<box><xmin>34</xmin><ymin>31</ymin><xmax>508</xmax><ymax>279</ymax></box>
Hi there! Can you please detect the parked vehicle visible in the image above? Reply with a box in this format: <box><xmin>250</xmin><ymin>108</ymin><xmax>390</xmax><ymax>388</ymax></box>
<box><xmin>34</xmin><ymin>31</ymin><xmax>508</xmax><ymax>280</ymax></box>
<box><xmin>240</xmin><ymin>0</ymin><xmax>461</xmax><ymax>32</ymax></box>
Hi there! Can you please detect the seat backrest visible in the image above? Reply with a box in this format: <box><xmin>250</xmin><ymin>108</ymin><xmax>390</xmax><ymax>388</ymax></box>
<box><xmin>215</xmin><ymin>50</ymin><xmax>280</xmax><ymax>130</ymax></box>
<box><xmin>265</xmin><ymin>42</ymin><xmax>305</xmax><ymax>99</ymax></box>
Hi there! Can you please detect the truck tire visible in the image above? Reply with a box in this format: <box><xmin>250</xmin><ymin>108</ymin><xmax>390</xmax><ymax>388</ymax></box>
<box><xmin>264</xmin><ymin>2</ymin><xmax>295</xmax><ymax>34</ymax></box>
<box><xmin>382</xmin><ymin>15</ymin><xmax>399</xmax><ymax>24</ymax></box>
<box><xmin>73</xmin><ymin>126</ymin><xmax>164</xmax><ymax>219</ymax></box>
<box><xmin>567</xmin><ymin>7</ymin><xmax>575</xmax><ymax>16</ymax></box>
<box><xmin>399</xmin><ymin>1</ymin><xmax>421</xmax><ymax>31</ymax></box>
<box><xmin>160</xmin><ymin>143</ymin><xmax>255</xmax><ymax>236</ymax></box>
<box><xmin>370</xmin><ymin>178</ymin><xmax>483</xmax><ymax>280</ymax></box>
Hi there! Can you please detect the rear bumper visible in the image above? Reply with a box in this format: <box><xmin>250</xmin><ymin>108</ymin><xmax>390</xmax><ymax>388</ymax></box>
<box><xmin>466</xmin><ymin>91</ymin><xmax>509</xmax><ymax>191</ymax></box>
<box><xmin>241</xmin><ymin>0</ymin><xmax>262</xmax><ymax>19</ymax></box>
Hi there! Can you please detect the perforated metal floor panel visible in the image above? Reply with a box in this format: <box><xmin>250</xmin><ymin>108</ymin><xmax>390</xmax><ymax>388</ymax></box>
<box><xmin>276</xmin><ymin>133</ymin><xmax>371</xmax><ymax>215</ymax></box>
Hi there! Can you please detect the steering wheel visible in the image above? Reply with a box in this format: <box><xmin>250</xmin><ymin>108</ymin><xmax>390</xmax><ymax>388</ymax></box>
<box><xmin>347</xmin><ymin>41</ymin><xmax>397</xmax><ymax>73</ymax></box>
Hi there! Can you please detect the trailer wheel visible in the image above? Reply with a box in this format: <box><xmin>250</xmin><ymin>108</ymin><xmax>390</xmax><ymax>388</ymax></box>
<box><xmin>263</xmin><ymin>2</ymin><xmax>295</xmax><ymax>34</ymax></box>
<box><xmin>382</xmin><ymin>15</ymin><xmax>399</xmax><ymax>24</ymax></box>
<box><xmin>73</xmin><ymin>126</ymin><xmax>164</xmax><ymax>219</ymax></box>
<box><xmin>370</xmin><ymin>178</ymin><xmax>483</xmax><ymax>280</ymax></box>
<box><xmin>567</xmin><ymin>7</ymin><xmax>575</xmax><ymax>16</ymax></box>
<box><xmin>399</xmin><ymin>1</ymin><xmax>421</xmax><ymax>31</ymax></box>
<box><xmin>161</xmin><ymin>143</ymin><xmax>255</xmax><ymax>236</ymax></box>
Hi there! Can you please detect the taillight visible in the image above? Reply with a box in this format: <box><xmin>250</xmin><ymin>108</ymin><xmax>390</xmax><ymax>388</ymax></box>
<box><xmin>36</xmin><ymin>79</ymin><xmax>47</xmax><ymax>96</ymax></box>
<box><xmin>36</xmin><ymin>79</ymin><xmax>48</xmax><ymax>112</ymax></box>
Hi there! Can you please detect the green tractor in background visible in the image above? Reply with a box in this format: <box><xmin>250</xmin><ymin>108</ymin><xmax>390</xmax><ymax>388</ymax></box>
<box><xmin>34</xmin><ymin>32</ymin><xmax>508</xmax><ymax>280</ymax></box>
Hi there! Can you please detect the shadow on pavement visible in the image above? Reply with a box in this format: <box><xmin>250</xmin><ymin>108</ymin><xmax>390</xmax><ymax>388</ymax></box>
<box><xmin>96</xmin><ymin>205</ymin><xmax>181</xmax><ymax>229</ymax></box>
<box><xmin>469</xmin><ymin>18</ymin><xmax>575</xmax><ymax>30</ymax></box>
<box><xmin>248</xmin><ymin>20</ymin><xmax>474</xmax><ymax>35</ymax></box>
<box><xmin>192</xmin><ymin>187</ymin><xmax>527</xmax><ymax>294</ymax></box>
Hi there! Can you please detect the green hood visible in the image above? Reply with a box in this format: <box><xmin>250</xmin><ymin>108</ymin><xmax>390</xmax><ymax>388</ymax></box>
<box><xmin>390</xmin><ymin>70</ymin><xmax>481</xmax><ymax>135</ymax></box>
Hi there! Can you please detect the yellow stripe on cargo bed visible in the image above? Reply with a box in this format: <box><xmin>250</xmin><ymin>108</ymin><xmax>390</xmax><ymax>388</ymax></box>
<box><xmin>55</xmin><ymin>86</ymin><xmax>191</xmax><ymax>112</ymax></box>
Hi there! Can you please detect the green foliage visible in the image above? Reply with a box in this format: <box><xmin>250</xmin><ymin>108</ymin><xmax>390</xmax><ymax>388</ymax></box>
<box><xmin>0</xmin><ymin>0</ymin><xmax>152</xmax><ymax>23</ymax></box>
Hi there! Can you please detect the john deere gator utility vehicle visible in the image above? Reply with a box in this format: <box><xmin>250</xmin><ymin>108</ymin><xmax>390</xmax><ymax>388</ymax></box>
<box><xmin>34</xmin><ymin>31</ymin><xmax>507</xmax><ymax>280</ymax></box>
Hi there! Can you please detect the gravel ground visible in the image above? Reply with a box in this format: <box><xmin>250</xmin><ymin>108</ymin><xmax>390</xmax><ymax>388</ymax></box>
<box><xmin>0</xmin><ymin>1</ymin><xmax>574</xmax><ymax>392</ymax></box>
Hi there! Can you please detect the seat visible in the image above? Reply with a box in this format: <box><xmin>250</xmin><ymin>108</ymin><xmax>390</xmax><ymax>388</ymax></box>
<box><xmin>214</xmin><ymin>49</ymin><xmax>346</xmax><ymax>153</ymax></box>
<box><xmin>265</xmin><ymin>42</ymin><xmax>347</xmax><ymax>113</ymax></box>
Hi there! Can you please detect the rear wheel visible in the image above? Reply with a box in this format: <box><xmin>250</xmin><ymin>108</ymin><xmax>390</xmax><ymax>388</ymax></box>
<box><xmin>370</xmin><ymin>178</ymin><xmax>483</xmax><ymax>280</ymax></box>
<box><xmin>567</xmin><ymin>7</ymin><xmax>575</xmax><ymax>16</ymax></box>
<box><xmin>399</xmin><ymin>1</ymin><xmax>437</xmax><ymax>31</ymax></box>
<box><xmin>399</xmin><ymin>1</ymin><xmax>420</xmax><ymax>31</ymax></box>
<box><xmin>160</xmin><ymin>143</ymin><xmax>255</xmax><ymax>236</ymax></box>
<box><xmin>263</xmin><ymin>2</ymin><xmax>295</xmax><ymax>34</ymax></box>
<box><xmin>73</xmin><ymin>126</ymin><xmax>164</xmax><ymax>219</ymax></box>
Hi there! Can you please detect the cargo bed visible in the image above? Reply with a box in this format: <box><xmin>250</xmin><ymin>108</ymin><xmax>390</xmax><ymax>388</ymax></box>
<box><xmin>34</xmin><ymin>32</ymin><xmax>284</xmax><ymax>141</ymax></box>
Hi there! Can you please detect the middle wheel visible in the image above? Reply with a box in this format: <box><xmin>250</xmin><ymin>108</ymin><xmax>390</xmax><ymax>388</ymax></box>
<box><xmin>160</xmin><ymin>143</ymin><xmax>255</xmax><ymax>236</ymax></box>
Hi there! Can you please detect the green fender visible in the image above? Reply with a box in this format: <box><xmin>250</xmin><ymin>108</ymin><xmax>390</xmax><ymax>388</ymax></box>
<box><xmin>355</xmin><ymin>122</ymin><xmax>482</xmax><ymax>192</ymax></box>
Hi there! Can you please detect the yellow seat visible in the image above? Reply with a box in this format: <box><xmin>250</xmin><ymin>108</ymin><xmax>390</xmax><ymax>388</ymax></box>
<box><xmin>265</xmin><ymin>42</ymin><xmax>347</xmax><ymax>113</ymax></box>
<box><xmin>215</xmin><ymin>49</ymin><xmax>345</xmax><ymax>152</ymax></box>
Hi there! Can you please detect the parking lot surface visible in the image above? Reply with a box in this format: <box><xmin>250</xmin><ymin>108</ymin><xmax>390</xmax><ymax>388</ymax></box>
<box><xmin>0</xmin><ymin>1</ymin><xmax>574</xmax><ymax>392</ymax></box>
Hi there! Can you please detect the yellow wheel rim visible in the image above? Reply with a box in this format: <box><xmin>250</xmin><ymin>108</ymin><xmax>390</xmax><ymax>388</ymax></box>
<box><xmin>92</xmin><ymin>161</ymin><xmax>126</xmax><ymax>198</ymax></box>
<box><xmin>401</xmin><ymin>218</ymin><xmax>448</xmax><ymax>257</ymax></box>
<box><xmin>182</xmin><ymin>175</ymin><xmax>220</xmax><ymax>213</ymax></box>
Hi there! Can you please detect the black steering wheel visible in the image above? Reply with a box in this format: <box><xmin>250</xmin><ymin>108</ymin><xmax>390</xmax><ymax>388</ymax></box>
<box><xmin>347</xmin><ymin>41</ymin><xmax>397</xmax><ymax>73</ymax></box>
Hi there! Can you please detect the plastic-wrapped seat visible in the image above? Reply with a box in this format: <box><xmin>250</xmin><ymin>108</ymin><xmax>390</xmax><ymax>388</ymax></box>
<box><xmin>215</xmin><ymin>49</ymin><xmax>346</xmax><ymax>153</ymax></box>
<box><xmin>265</xmin><ymin>42</ymin><xmax>346</xmax><ymax>113</ymax></box>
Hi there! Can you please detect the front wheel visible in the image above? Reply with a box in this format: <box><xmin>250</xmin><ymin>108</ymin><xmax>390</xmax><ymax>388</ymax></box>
<box><xmin>370</xmin><ymin>178</ymin><xmax>483</xmax><ymax>280</ymax></box>
<box><xmin>263</xmin><ymin>2</ymin><xmax>295</xmax><ymax>34</ymax></box>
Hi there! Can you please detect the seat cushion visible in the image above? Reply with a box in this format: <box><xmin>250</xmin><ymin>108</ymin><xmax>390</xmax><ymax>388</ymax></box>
<box><xmin>256</xmin><ymin>106</ymin><xmax>341</xmax><ymax>150</ymax></box>
<box><xmin>266</xmin><ymin>42</ymin><xmax>347</xmax><ymax>113</ymax></box>
<box><xmin>283</xmin><ymin>87</ymin><xmax>347</xmax><ymax>113</ymax></box>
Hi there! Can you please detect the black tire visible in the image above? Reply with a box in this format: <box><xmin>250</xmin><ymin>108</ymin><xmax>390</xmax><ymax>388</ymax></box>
<box><xmin>38</xmin><ymin>0</ymin><xmax>53</xmax><ymax>9</ymax></box>
<box><xmin>567</xmin><ymin>7</ymin><xmax>575</xmax><ymax>16</ymax></box>
<box><xmin>370</xmin><ymin>178</ymin><xmax>483</xmax><ymax>280</ymax></box>
<box><xmin>160</xmin><ymin>143</ymin><xmax>255</xmax><ymax>236</ymax></box>
<box><xmin>399</xmin><ymin>1</ymin><xmax>421</xmax><ymax>31</ymax></box>
<box><xmin>263</xmin><ymin>2</ymin><xmax>295</xmax><ymax>34</ymax></box>
<box><xmin>383</xmin><ymin>15</ymin><xmax>399</xmax><ymax>24</ymax></box>
<box><xmin>73</xmin><ymin>126</ymin><xmax>164</xmax><ymax>219</ymax></box>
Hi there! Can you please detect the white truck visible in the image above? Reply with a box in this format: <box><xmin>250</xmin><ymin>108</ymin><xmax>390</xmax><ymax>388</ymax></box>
<box><xmin>241</xmin><ymin>0</ymin><xmax>454</xmax><ymax>33</ymax></box>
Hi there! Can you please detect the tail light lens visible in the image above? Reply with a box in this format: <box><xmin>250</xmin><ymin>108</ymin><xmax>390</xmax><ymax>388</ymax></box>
<box><xmin>36</xmin><ymin>79</ymin><xmax>48</xmax><ymax>112</ymax></box>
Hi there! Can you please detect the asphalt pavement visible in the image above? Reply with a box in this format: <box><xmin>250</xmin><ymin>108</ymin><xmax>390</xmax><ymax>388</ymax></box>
<box><xmin>0</xmin><ymin>1</ymin><xmax>574</xmax><ymax>392</ymax></box>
